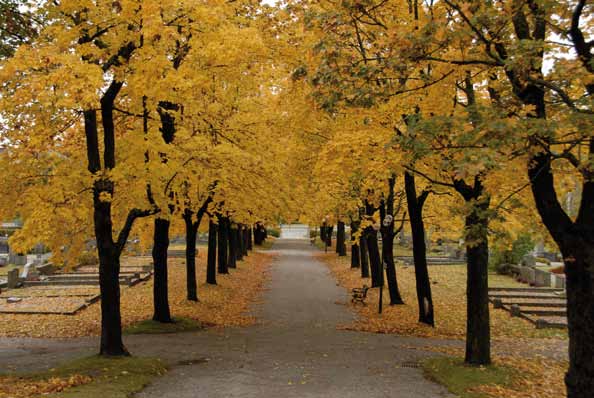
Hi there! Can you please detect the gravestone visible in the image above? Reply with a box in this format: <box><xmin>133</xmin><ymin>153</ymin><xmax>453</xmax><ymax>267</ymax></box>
<box><xmin>522</xmin><ymin>255</ymin><xmax>536</xmax><ymax>267</ymax></box>
<box><xmin>534</xmin><ymin>269</ymin><xmax>552</xmax><ymax>287</ymax></box>
<box><xmin>510</xmin><ymin>304</ymin><xmax>521</xmax><ymax>317</ymax></box>
<box><xmin>519</xmin><ymin>266</ymin><xmax>536</xmax><ymax>285</ymax></box>
<box><xmin>7</xmin><ymin>268</ymin><xmax>19</xmax><ymax>288</ymax></box>
<box><xmin>551</xmin><ymin>274</ymin><xmax>566</xmax><ymax>289</ymax></box>
<box><xmin>8</xmin><ymin>249</ymin><xmax>27</xmax><ymax>266</ymax></box>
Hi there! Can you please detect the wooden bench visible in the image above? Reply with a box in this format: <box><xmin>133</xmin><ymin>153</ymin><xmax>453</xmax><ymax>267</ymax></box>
<box><xmin>351</xmin><ymin>285</ymin><xmax>370</xmax><ymax>305</ymax></box>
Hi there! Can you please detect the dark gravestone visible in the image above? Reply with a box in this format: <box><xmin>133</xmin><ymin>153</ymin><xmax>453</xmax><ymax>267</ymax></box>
<box><xmin>7</xmin><ymin>268</ymin><xmax>19</xmax><ymax>288</ymax></box>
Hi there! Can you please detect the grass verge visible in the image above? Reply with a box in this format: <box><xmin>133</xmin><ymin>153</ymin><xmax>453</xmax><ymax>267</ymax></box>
<box><xmin>0</xmin><ymin>355</ymin><xmax>166</xmax><ymax>398</ymax></box>
<box><xmin>124</xmin><ymin>317</ymin><xmax>205</xmax><ymax>335</ymax></box>
<box><xmin>422</xmin><ymin>357</ymin><xmax>515</xmax><ymax>398</ymax></box>
<box><xmin>256</xmin><ymin>239</ymin><xmax>275</xmax><ymax>250</ymax></box>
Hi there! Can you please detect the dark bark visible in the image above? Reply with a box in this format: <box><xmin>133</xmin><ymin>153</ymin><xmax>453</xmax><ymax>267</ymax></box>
<box><xmin>464</xmin><ymin>207</ymin><xmax>491</xmax><ymax>365</ymax></box>
<box><xmin>350</xmin><ymin>221</ymin><xmax>360</xmax><ymax>268</ymax></box>
<box><xmin>337</xmin><ymin>221</ymin><xmax>347</xmax><ymax>256</ymax></box>
<box><xmin>254</xmin><ymin>223</ymin><xmax>266</xmax><ymax>245</ymax></box>
<box><xmin>380</xmin><ymin>176</ymin><xmax>405</xmax><ymax>305</ymax></box>
<box><xmin>451</xmin><ymin>175</ymin><xmax>491</xmax><ymax>365</ymax></box>
<box><xmin>183</xmin><ymin>211</ymin><xmax>199</xmax><ymax>301</ymax></box>
<box><xmin>454</xmin><ymin>177</ymin><xmax>491</xmax><ymax>365</ymax></box>
<box><xmin>325</xmin><ymin>225</ymin><xmax>333</xmax><ymax>249</ymax></box>
<box><xmin>241</xmin><ymin>225</ymin><xmax>248</xmax><ymax>256</ymax></box>
<box><xmin>528</xmin><ymin>141</ymin><xmax>594</xmax><ymax>397</ymax></box>
<box><xmin>228</xmin><ymin>224</ymin><xmax>237</xmax><ymax>269</ymax></box>
<box><xmin>404</xmin><ymin>172</ymin><xmax>435</xmax><ymax>327</ymax></box>
<box><xmin>152</xmin><ymin>218</ymin><xmax>172</xmax><ymax>323</ymax></box>
<box><xmin>182</xmin><ymin>198</ymin><xmax>211</xmax><ymax>300</ymax></box>
<box><xmin>94</xmin><ymin>182</ymin><xmax>128</xmax><ymax>356</ymax></box>
<box><xmin>363</xmin><ymin>202</ymin><xmax>382</xmax><ymax>287</ymax></box>
<box><xmin>217</xmin><ymin>216</ymin><xmax>229</xmax><ymax>274</ymax></box>
<box><xmin>247</xmin><ymin>227</ymin><xmax>253</xmax><ymax>250</ymax></box>
<box><xmin>365</xmin><ymin>228</ymin><xmax>382</xmax><ymax>288</ymax></box>
<box><xmin>381</xmin><ymin>227</ymin><xmax>404</xmax><ymax>305</ymax></box>
<box><xmin>207</xmin><ymin>219</ymin><xmax>217</xmax><ymax>285</ymax></box>
<box><xmin>360</xmin><ymin>233</ymin><xmax>370</xmax><ymax>278</ymax></box>
<box><xmin>235</xmin><ymin>226</ymin><xmax>243</xmax><ymax>262</ymax></box>
<box><xmin>563</xmin><ymin>242</ymin><xmax>594</xmax><ymax>398</ymax></box>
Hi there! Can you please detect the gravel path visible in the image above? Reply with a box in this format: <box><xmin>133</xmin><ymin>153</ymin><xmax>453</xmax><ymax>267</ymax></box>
<box><xmin>134</xmin><ymin>239</ymin><xmax>453</xmax><ymax>398</ymax></box>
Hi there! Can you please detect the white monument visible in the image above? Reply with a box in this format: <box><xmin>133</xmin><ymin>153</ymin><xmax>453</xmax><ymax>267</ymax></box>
<box><xmin>279</xmin><ymin>224</ymin><xmax>310</xmax><ymax>239</ymax></box>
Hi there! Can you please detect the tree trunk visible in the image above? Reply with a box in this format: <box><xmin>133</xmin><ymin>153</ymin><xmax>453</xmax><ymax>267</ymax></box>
<box><xmin>241</xmin><ymin>226</ymin><xmax>248</xmax><ymax>257</ymax></box>
<box><xmin>234</xmin><ymin>225</ymin><xmax>243</xmax><ymax>261</ymax></box>
<box><xmin>404</xmin><ymin>172</ymin><xmax>435</xmax><ymax>326</ymax></box>
<box><xmin>247</xmin><ymin>227</ymin><xmax>253</xmax><ymax>251</ymax></box>
<box><xmin>528</xmin><ymin>146</ymin><xmax>594</xmax><ymax>397</ymax></box>
<box><xmin>563</xmin><ymin>244</ymin><xmax>594</xmax><ymax>398</ymax></box>
<box><xmin>380</xmin><ymin>176</ymin><xmax>405</xmax><ymax>305</ymax></box>
<box><xmin>183</xmin><ymin>212</ymin><xmax>199</xmax><ymax>301</ymax></box>
<box><xmin>152</xmin><ymin>218</ymin><xmax>172</xmax><ymax>323</ymax></box>
<box><xmin>337</xmin><ymin>221</ymin><xmax>347</xmax><ymax>256</ymax></box>
<box><xmin>94</xmin><ymin>185</ymin><xmax>128</xmax><ymax>356</ymax></box>
<box><xmin>325</xmin><ymin>225</ymin><xmax>333</xmax><ymax>249</ymax></box>
<box><xmin>350</xmin><ymin>221</ymin><xmax>360</xmax><ymax>268</ymax></box>
<box><xmin>207</xmin><ymin>219</ymin><xmax>217</xmax><ymax>285</ymax></box>
<box><xmin>365</xmin><ymin>228</ymin><xmax>382</xmax><ymax>287</ymax></box>
<box><xmin>360</xmin><ymin>233</ymin><xmax>370</xmax><ymax>278</ymax></box>
<box><xmin>228</xmin><ymin>224</ymin><xmax>237</xmax><ymax>269</ymax></box>
<box><xmin>217</xmin><ymin>216</ymin><xmax>228</xmax><ymax>274</ymax></box>
<box><xmin>463</xmin><ymin>198</ymin><xmax>491</xmax><ymax>365</ymax></box>
<box><xmin>382</xmin><ymin>231</ymin><xmax>404</xmax><ymax>304</ymax></box>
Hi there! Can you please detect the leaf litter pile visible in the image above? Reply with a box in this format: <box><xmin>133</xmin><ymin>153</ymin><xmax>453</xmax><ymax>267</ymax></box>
<box><xmin>0</xmin><ymin>251</ymin><xmax>274</xmax><ymax>337</ymax></box>
<box><xmin>320</xmin><ymin>252</ymin><xmax>569</xmax><ymax>398</ymax></box>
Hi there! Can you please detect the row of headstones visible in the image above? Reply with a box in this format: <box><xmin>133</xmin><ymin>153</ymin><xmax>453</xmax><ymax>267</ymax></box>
<box><xmin>510</xmin><ymin>264</ymin><xmax>566</xmax><ymax>289</ymax></box>
<box><xmin>3</xmin><ymin>263</ymin><xmax>54</xmax><ymax>289</ymax></box>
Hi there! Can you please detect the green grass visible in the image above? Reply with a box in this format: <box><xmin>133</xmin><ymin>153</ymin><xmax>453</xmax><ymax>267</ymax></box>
<box><xmin>2</xmin><ymin>355</ymin><xmax>167</xmax><ymax>398</ymax></box>
<box><xmin>0</xmin><ymin>264</ymin><xmax>22</xmax><ymax>276</ymax></box>
<box><xmin>313</xmin><ymin>237</ymin><xmax>326</xmax><ymax>251</ymax></box>
<box><xmin>124</xmin><ymin>317</ymin><xmax>205</xmax><ymax>335</ymax></box>
<box><xmin>488</xmin><ymin>272</ymin><xmax>526</xmax><ymax>288</ymax></box>
<box><xmin>422</xmin><ymin>357</ymin><xmax>515</xmax><ymax>398</ymax></box>
<box><xmin>255</xmin><ymin>239</ymin><xmax>275</xmax><ymax>250</ymax></box>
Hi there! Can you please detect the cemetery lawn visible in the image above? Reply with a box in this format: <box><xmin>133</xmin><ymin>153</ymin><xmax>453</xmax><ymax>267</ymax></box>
<box><xmin>322</xmin><ymin>252</ymin><xmax>569</xmax><ymax>398</ymax></box>
<box><xmin>0</xmin><ymin>264</ymin><xmax>22</xmax><ymax>276</ymax></box>
<box><xmin>0</xmin><ymin>251</ymin><xmax>274</xmax><ymax>338</ymax></box>
<box><xmin>124</xmin><ymin>317</ymin><xmax>206</xmax><ymax>335</ymax></box>
<box><xmin>0</xmin><ymin>355</ymin><xmax>166</xmax><ymax>398</ymax></box>
<box><xmin>422</xmin><ymin>357</ymin><xmax>515</xmax><ymax>398</ymax></box>
<box><xmin>423</xmin><ymin>356</ymin><xmax>567</xmax><ymax>398</ymax></box>
<box><xmin>320</xmin><ymin>253</ymin><xmax>567</xmax><ymax>340</ymax></box>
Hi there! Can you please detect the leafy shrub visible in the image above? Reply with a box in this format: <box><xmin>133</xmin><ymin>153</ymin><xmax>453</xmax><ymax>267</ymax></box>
<box><xmin>309</xmin><ymin>229</ymin><xmax>318</xmax><ymax>239</ymax></box>
<box><xmin>268</xmin><ymin>227</ymin><xmax>280</xmax><ymax>238</ymax></box>
<box><xmin>78</xmin><ymin>251</ymin><xmax>98</xmax><ymax>266</ymax></box>
<box><xmin>490</xmin><ymin>233</ymin><xmax>534</xmax><ymax>274</ymax></box>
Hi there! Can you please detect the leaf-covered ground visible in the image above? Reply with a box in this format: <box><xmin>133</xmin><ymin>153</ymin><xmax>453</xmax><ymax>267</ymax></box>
<box><xmin>319</xmin><ymin>252</ymin><xmax>568</xmax><ymax>398</ymax></box>
<box><xmin>0</xmin><ymin>356</ymin><xmax>166</xmax><ymax>398</ymax></box>
<box><xmin>0</xmin><ymin>250</ymin><xmax>274</xmax><ymax>338</ymax></box>
<box><xmin>320</xmin><ymin>252</ymin><xmax>566</xmax><ymax>340</ymax></box>
<box><xmin>423</xmin><ymin>355</ymin><xmax>566</xmax><ymax>398</ymax></box>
